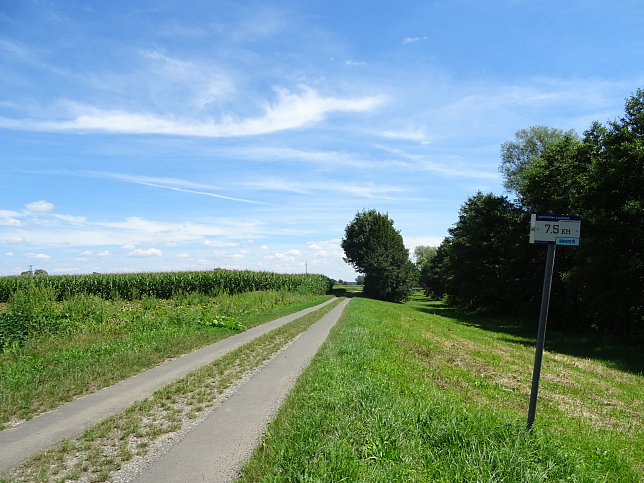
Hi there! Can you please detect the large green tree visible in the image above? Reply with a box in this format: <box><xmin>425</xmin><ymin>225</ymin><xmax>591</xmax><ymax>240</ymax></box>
<box><xmin>342</xmin><ymin>210</ymin><xmax>416</xmax><ymax>302</ymax></box>
<box><xmin>425</xmin><ymin>192</ymin><xmax>536</xmax><ymax>311</ymax></box>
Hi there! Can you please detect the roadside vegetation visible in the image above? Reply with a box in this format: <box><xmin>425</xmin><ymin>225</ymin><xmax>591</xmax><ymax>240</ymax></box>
<box><xmin>241</xmin><ymin>294</ymin><xmax>643</xmax><ymax>481</ymax></box>
<box><xmin>0</xmin><ymin>270</ymin><xmax>332</xmax><ymax>428</ymax></box>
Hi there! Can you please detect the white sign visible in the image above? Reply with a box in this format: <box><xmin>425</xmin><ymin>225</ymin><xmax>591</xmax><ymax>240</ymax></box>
<box><xmin>530</xmin><ymin>214</ymin><xmax>581</xmax><ymax>245</ymax></box>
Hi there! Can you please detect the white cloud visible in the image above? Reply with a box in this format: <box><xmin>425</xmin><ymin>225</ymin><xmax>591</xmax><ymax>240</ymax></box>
<box><xmin>265</xmin><ymin>250</ymin><xmax>301</xmax><ymax>262</ymax></box>
<box><xmin>0</xmin><ymin>210</ymin><xmax>266</xmax><ymax>252</ymax></box>
<box><xmin>25</xmin><ymin>200</ymin><xmax>54</xmax><ymax>213</ymax></box>
<box><xmin>5</xmin><ymin>252</ymin><xmax>14</xmax><ymax>256</ymax></box>
<box><xmin>27</xmin><ymin>252</ymin><xmax>51</xmax><ymax>260</ymax></box>
<box><xmin>230</xmin><ymin>252</ymin><xmax>246</xmax><ymax>260</ymax></box>
<box><xmin>308</xmin><ymin>239</ymin><xmax>342</xmax><ymax>253</ymax></box>
<box><xmin>127</xmin><ymin>248</ymin><xmax>162</xmax><ymax>258</ymax></box>
<box><xmin>378</xmin><ymin>127</ymin><xmax>431</xmax><ymax>144</ymax></box>
<box><xmin>203</xmin><ymin>240</ymin><xmax>239</xmax><ymax>247</ymax></box>
<box><xmin>0</xmin><ymin>87</ymin><xmax>383</xmax><ymax>137</ymax></box>
<box><xmin>307</xmin><ymin>239</ymin><xmax>345</xmax><ymax>260</ymax></box>
<box><xmin>96</xmin><ymin>250</ymin><xmax>112</xmax><ymax>257</ymax></box>
<box><xmin>0</xmin><ymin>215</ymin><xmax>21</xmax><ymax>226</ymax></box>
<box><xmin>403</xmin><ymin>36</ymin><xmax>427</xmax><ymax>45</ymax></box>
<box><xmin>79</xmin><ymin>250</ymin><xmax>93</xmax><ymax>256</ymax></box>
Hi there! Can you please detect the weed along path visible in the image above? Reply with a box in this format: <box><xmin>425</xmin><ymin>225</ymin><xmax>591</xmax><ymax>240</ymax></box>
<box><xmin>131</xmin><ymin>297</ymin><xmax>350</xmax><ymax>483</ymax></box>
<box><xmin>0</xmin><ymin>297</ymin><xmax>340</xmax><ymax>476</ymax></box>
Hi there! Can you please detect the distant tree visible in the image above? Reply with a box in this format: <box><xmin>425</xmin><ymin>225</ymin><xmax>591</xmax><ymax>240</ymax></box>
<box><xmin>500</xmin><ymin>126</ymin><xmax>577</xmax><ymax>193</ymax></box>
<box><xmin>19</xmin><ymin>268</ymin><xmax>48</xmax><ymax>276</ymax></box>
<box><xmin>342</xmin><ymin>209</ymin><xmax>416</xmax><ymax>302</ymax></box>
<box><xmin>355</xmin><ymin>275</ymin><xmax>365</xmax><ymax>285</ymax></box>
<box><xmin>413</xmin><ymin>245</ymin><xmax>438</xmax><ymax>267</ymax></box>
<box><xmin>415</xmin><ymin>246</ymin><xmax>439</xmax><ymax>293</ymax></box>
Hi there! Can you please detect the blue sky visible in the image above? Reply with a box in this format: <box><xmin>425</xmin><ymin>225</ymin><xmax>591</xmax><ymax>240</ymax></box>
<box><xmin>1</xmin><ymin>1</ymin><xmax>643</xmax><ymax>280</ymax></box>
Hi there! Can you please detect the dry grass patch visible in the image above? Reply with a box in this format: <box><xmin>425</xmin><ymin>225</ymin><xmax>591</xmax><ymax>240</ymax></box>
<box><xmin>403</xmin><ymin>311</ymin><xmax>642</xmax><ymax>439</ymax></box>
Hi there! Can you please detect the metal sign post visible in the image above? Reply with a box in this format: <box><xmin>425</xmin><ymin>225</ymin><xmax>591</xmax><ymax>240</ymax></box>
<box><xmin>527</xmin><ymin>214</ymin><xmax>581</xmax><ymax>431</ymax></box>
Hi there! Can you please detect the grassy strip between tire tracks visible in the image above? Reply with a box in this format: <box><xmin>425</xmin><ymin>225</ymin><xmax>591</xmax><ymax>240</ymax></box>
<box><xmin>2</xmin><ymin>297</ymin><xmax>344</xmax><ymax>482</ymax></box>
<box><xmin>240</xmin><ymin>294</ymin><xmax>643</xmax><ymax>482</ymax></box>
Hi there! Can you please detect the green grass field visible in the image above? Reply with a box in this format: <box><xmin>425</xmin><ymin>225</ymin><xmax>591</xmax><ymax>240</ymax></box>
<box><xmin>241</xmin><ymin>293</ymin><xmax>643</xmax><ymax>482</ymax></box>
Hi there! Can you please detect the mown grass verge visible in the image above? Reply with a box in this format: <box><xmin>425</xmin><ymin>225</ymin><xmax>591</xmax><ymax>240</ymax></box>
<box><xmin>0</xmin><ymin>290</ymin><xmax>333</xmax><ymax>428</ymax></box>
<box><xmin>240</xmin><ymin>293</ymin><xmax>643</xmax><ymax>482</ymax></box>
<box><xmin>2</xmin><ymin>298</ymin><xmax>344</xmax><ymax>482</ymax></box>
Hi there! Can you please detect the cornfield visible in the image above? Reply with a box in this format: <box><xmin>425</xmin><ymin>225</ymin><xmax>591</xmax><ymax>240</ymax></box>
<box><xmin>0</xmin><ymin>270</ymin><xmax>332</xmax><ymax>302</ymax></box>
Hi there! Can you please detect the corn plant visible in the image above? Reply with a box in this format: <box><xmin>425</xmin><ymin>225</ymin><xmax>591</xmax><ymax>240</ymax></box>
<box><xmin>0</xmin><ymin>270</ymin><xmax>332</xmax><ymax>302</ymax></box>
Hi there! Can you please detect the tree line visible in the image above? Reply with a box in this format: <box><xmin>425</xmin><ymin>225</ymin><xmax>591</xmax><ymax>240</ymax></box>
<box><xmin>342</xmin><ymin>88</ymin><xmax>642</xmax><ymax>338</ymax></box>
<box><xmin>423</xmin><ymin>89</ymin><xmax>643</xmax><ymax>337</ymax></box>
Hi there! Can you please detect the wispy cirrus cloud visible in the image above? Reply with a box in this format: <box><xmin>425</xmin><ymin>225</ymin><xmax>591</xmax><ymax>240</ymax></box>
<box><xmin>68</xmin><ymin>171</ymin><xmax>275</xmax><ymax>206</ymax></box>
<box><xmin>0</xmin><ymin>86</ymin><xmax>383</xmax><ymax>137</ymax></box>
<box><xmin>139</xmin><ymin>50</ymin><xmax>235</xmax><ymax>110</ymax></box>
<box><xmin>375</xmin><ymin>145</ymin><xmax>497</xmax><ymax>180</ymax></box>
<box><xmin>236</xmin><ymin>176</ymin><xmax>422</xmax><ymax>200</ymax></box>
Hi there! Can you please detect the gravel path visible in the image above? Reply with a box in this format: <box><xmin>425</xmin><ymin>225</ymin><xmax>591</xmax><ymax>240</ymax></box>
<box><xmin>0</xmin><ymin>298</ymin><xmax>338</xmax><ymax>476</ymax></box>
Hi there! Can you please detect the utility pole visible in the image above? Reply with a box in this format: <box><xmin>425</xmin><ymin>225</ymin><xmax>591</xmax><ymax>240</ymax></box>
<box><xmin>305</xmin><ymin>261</ymin><xmax>308</xmax><ymax>275</ymax></box>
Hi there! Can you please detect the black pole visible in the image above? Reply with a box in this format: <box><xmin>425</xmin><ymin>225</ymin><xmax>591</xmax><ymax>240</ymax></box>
<box><xmin>527</xmin><ymin>243</ymin><xmax>556</xmax><ymax>431</ymax></box>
